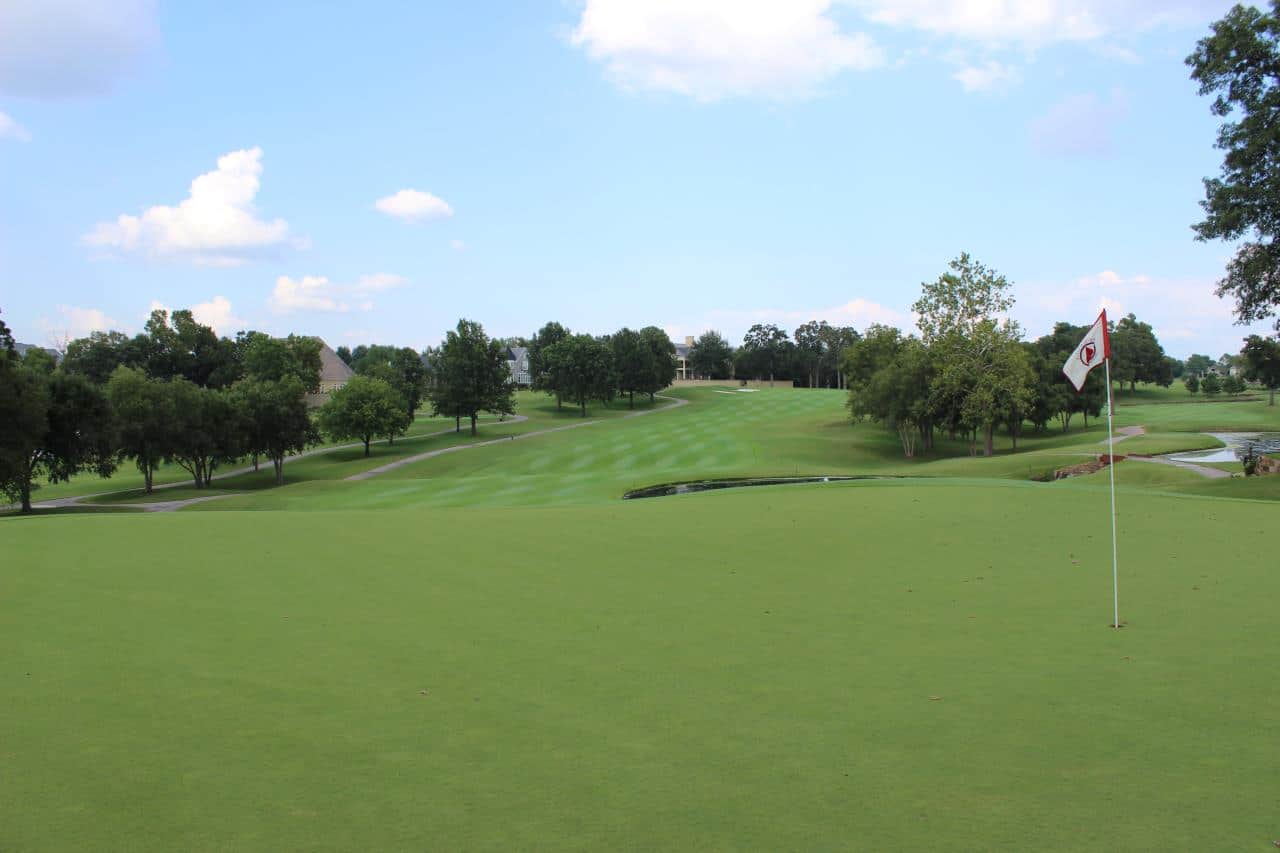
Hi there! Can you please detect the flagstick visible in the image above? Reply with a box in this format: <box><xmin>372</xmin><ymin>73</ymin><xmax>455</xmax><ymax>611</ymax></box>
<box><xmin>1105</xmin><ymin>357</ymin><xmax>1120</xmax><ymax>628</ymax></box>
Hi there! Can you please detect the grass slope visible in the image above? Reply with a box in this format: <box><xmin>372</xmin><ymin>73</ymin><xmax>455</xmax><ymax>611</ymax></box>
<box><xmin>3</xmin><ymin>484</ymin><xmax>1277</xmax><ymax>850</ymax></box>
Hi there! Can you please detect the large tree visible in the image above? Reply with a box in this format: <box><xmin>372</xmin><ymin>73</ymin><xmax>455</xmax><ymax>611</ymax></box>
<box><xmin>638</xmin><ymin>326</ymin><xmax>677</xmax><ymax>400</ymax></box>
<box><xmin>609</xmin><ymin>327</ymin><xmax>655</xmax><ymax>408</ymax></box>
<box><xmin>164</xmin><ymin>380</ymin><xmax>242</xmax><ymax>488</ymax></box>
<box><xmin>1242</xmin><ymin>334</ymin><xmax>1280</xmax><ymax>405</ymax></box>
<box><xmin>1188</xmin><ymin>3</ymin><xmax>1280</xmax><ymax>331</ymax></box>
<box><xmin>1109</xmin><ymin>313</ymin><xmax>1170</xmax><ymax>392</ymax></box>
<box><xmin>913</xmin><ymin>254</ymin><xmax>1031</xmax><ymax>456</ymax></box>
<box><xmin>234</xmin><ymin>377</ymin><xmax>318</xmax><ymax>484</ymax></box>
<box><xmin>317</xmin><ymin>375</ymin><xmax>408</xmax><ymax>457</ymax></box>
<box><xmin>106</xmin><ymin>365</ymin><xmax>173</xmax><ymax>493</ymax></box>
<box><xmin>543</xmin><ymin>334</ymin><xmax>615</xmax><ymax>416</ymax></box>
<box><xmin>1</xmin><ymin>368</ymin><xmax>116</xmax><ymax>512</ymax></box>
<box><xmin>241</xmin><ymin>332</ymin><xmax>323</xmax><ymax>392</ymax></box>
<box><xmin>741</xmin><ymin>324</ymin><xmax>789</xmax><ymax>385</ymax></box>
<box><xmin>847</xmin><ymin>335</ymin><xmax>935</xmax><ymax>457</ymax></box>
<box><xmin>529</xmin><ymin>321</ymin><xmax>571</xmax><ymax>408</ymax></box>
<box><xmin>687</xmin><ymin>330</ymin><xmax>733</xmax><ymax>380</ymax></box>
<box><xmin>350</xmin><ymin>344</ymin><xmax>428</xmax><ymax>431</ymax></box>
<box><xmin>428</xmin><ymin>319</ymin><xmax>515</xmax><ymax>435</ymax></box>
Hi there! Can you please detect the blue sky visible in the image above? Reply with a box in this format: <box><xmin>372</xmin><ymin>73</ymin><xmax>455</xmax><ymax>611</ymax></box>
<box><xmin>1</xmin><ymin>0</ymin><xmax>1273</xmax><ymax>358</ymax></box>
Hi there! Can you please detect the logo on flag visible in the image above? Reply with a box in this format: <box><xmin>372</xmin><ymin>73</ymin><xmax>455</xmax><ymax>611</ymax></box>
<box><xmin>1063</xmin><ymin>311</ymin><xmax>1109</xmax><ymax>392</ymax></box>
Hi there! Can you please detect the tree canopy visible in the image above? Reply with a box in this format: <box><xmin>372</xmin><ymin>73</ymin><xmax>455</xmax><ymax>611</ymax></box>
<box><xmin>318</xmin><ymin>375</ymin><xmax>407</xmax><ymax>457</ymax></box>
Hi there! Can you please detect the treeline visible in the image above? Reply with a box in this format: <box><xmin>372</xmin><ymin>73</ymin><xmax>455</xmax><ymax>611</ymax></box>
<box><xmin>683</xmin><ymin>324</ymin><xmax>860</xmax><ymax>387</ymax></box>
<box><xmin>841</xmin><ymin>254</ymin><xmax>1187</xmax><ymax>459</ymax></box>
<box><xmin>0</xmin><ymin>310</ymin><xmax>683</xmax><ymax>512</ymax></box>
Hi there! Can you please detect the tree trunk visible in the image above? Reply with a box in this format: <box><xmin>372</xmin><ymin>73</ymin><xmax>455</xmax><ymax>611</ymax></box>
<box><xmin>556</xmin><ymin>394</ymin><xmax>562</xmax><ymax>410</ymax></box>
<box><xmin>455</xmin><ymin>414</ymin><xmax>461</xmax><ymax>433</ymax></box>
<box><xmin>581</xmin><ymin>399</ymin><xmax>587</xmax><ymax>417</ymax></box>
<box><xmin>19</xmin><ymin>478</ymin><xmax>32</xmax><ymax>513</ymax></box>
<box><xmin>470</xmin><ymin>414</ymin><xmax>478</xmax><ymax>436</ymax></box>
<box><xmin>629</xmin><ymin>391</ymin><xmax>634</xmax><ymax>409</ymax></box>
<box><xmin>388</xmin><ymin>433</ymin><xmax>395</xmax><ymax>445</ymax></box>
<box><xmin>144</xmin><ymin>462</ymin><xmax>154</xmax><ymax>494</ymax></box>
<box><xmin>984</xmin><ymin>424</ymin><xmax>995</xmax><ymax>457</ymax></box>
<box><xmin>253</xmin><ymin>453</ymin><xmax>259</xmax><ymax>472</ymax></box>
<box><xmin>364</xmin><ymin>437</ymin><xmax>371</xmax><ymax>457</ymax></box>
<box><xmin>273</xmin><ymin>455</ymin><xmax>284</xmax><ymax>485</ymax></box>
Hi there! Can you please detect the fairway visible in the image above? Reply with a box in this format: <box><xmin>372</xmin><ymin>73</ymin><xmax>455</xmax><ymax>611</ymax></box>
<box><xmin>4</xmin><ymin>387</ymin><xmax>1279</xmax><ymax>851</ymax></box>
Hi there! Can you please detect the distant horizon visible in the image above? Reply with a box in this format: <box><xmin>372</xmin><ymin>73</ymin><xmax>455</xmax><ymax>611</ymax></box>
<box><xmin>2</xmin><ymin>1</ymin><xmax>1276</xmax><ymax>360</ymax></box>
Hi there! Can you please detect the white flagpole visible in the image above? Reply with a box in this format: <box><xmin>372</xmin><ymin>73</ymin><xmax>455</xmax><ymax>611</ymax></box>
<box><xmin>1104</xmin><ymin>357</ymin><xmax>1119</xmax><ymax>628</ymax></box>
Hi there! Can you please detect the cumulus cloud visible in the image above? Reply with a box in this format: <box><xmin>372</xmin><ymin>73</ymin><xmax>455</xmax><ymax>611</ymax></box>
<box><xmin>0</xmin><ymin>0</ymin><xmax>158</xmax><ymax>98</ymax></box>
<box><xmin>84</xmin><ymin>147</ymin><xmax>291</xmax><ymax>265</ymax></box>
<box><xmin>1029</xmin><ymin>91</ymin><xmax>1129</xmax><ymax>158</ymax></box>
<box><xmin>952</xmin><ymin>60</ymin><xmax>1019</xmax><ymax>93</ymax></box>
<box><xmin>270</xmin><ymin>273</ymin><xmax>408</xmax><ymax>314</ymax></box>
<box><xmin>0</xmin><ymin>110</ymin><xmax>31</xmax><ymax>142</ymax></box>
<box><xmin>570</xmin><ymin>0</ymin><xmax>884</xmax><ymax>101</ymax></box>
<box><xmin>1017</xmin><ymin>268</ymin><xmax>1273</xmax><ymax>356</ymax></box>
<box><xmin>147</xmin><ymin>296</ymin><xmax>243</xmax><ymax>335</ymax></box>
<box><xmin>374</xmin><ymin>189</ymin><xmax>454</xmax><ymax>222</ymax></box>
<box><xmin>39</xmin><ymin>305</ymin><xmax>118</xmax><ymax>340</ymax></box>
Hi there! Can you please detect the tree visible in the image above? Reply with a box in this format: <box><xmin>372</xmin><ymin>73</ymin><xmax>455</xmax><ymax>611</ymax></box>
<box><xmin>164</xmin><ymin>381</ymin><xmax>241</xmax><ymax>488</ymax></box>
<box><xmin>0</xmin><ymin>369</ymin><xmax>116</xmax><ymax>512</ymax></box>
<box><xmin>688</xmin><ymin>330</ymin><xmax>733</xmax><ymax>380</ymax></box>
<box><xmin>1184</xmin><ymin>374</ymin><xmax>1201</xmax><ymax>395</ymax></box>
<box><xmin>335</xmin><ymin>345</ymin><xmax>353</xmax><ymax>366</ymax></box>
<box><xmin>234</xmin><ymin>377</ymin><xmax>318</xmax><ymax>484</ymax></box>
<box><xmin>62</xmin><ymin>331</ymin><xmax>135</xmax><ymax>384</ymax></box>
<box><xmin>638</xmin><ymin>326</ymin><xmax>677</xmax><ymax>400</ymax></box>
<box><xmin>135</xmin><ymin>308</ymin><xmax>239</xmax><ymax>387</ymax></box>
<box><xmin>847</xmin><ymin>336</ymin><xmax>935</xmax><ymax>457</ymax></box>
<box><xmin>913</xmin><ymin>254</ymin><xmax>1031</xmax><ymax>455</ymax></box>
<box><xmin>1188</xmin><ymin>4</ymin><xmax>1280</xmax><ymax>331</ymax></box>
<box><xmin>242</xmin><ymin>333</ymin><xmax>322</xmax><ymax>392</ymax></box>
<box><xmin>1241</xmin><ymin>334</ymin><xmax>1280</xmax><ymax>405</ymax></box>
<box><xmin>609</xmin><ymin>327</ymin><xmax>655</xmax><ymax>408</ymax></box>
<box><xmin>1109</xmin><ymin>313</ymin><xmax>1170</xmax><ymax>391</ymax></box>
<box><xmin>821</xmin><ymin>325</ymin><xmax>860</xmax><ymax>389</ymax></box>
<box><xmin>106</xmin><ymin>366</ymin><xmax>173</xmax><ymax>493</ymax></box>
<box><xmin>794</xmin><ymin>320</ymin><xmax>831</xmax><ymax>388</ymax></box>
<box><xmin>1201</xmin><ymin>372</ymin><xmax>1223</xmax><ymax>395</ymax></box>
<box><xmin>427</xmin><ymin>319</ymin><xmax>515</xmax><ymax>435</ymax></box>
<box><xmin>741</xmin><ymin>324</ymin><xmax>789</xmax><ymax>385</ymax></box>
<box><xmin>1223</xmin><ymin>373</ymin><xmax>1247</xmax><ymax>395</ymax></box>
<box><xmin>528</xmin><ymin>321</ymin><xmax>570</xmax><ymax>408</ymax></box>
<box><xmin>317</xmin><ymin>375</ymin><xmax>405</xmax><ymax>458</ymax></box>
<box><xmin>1186</xmin><ymin>353</ymin><xmax>1214</xmax><ymax>377</ymax></box>
<box><xmin>543</xmin><ymin>334</ymin><xmax>615</xmax><ymax>416</ymax></box>
<box><xmin>351</xmin><ymin>344</ymin><xmax>428</xmax><ymax>433</ymax></box>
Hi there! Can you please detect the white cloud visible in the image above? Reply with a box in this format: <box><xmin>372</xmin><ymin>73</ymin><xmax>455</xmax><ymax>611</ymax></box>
<box><xmin>147</xmin><ymin>296</ymin><xmax>243</xmax><ymax>335</ymax></box>
<box><xmin>570</xmin><ymin>0</ymin><xmax>884</xmax><ymax>101</ymax></box>
<box><xmin>0</xmin><ymin>110</ymin><xmax>31</xmax><ymax>142</ymax></box>
<box><xmin>374</xmin><ymin>189</ymin><xmax>453</xmax><ymax>222</ymax></box>
<box><xmin>952</xmin><ymin>60</ymin><xmax>1019</xmax><ymax>93</ymax></box>
<box><xmin>270</xmin><ymin>276</ymin><xmax>346</xmax><ymax>314</ymax></box>
<box><xmin>39</xmin><ymin>305</ymin><xmax>118</xmax><ymax>339</ymax></box>
<box><xmin>271</xmin><ymin>272</ymin><xmax>408</xmax><ymax>314</ymax></box>
<box><xmin>353</xmin><ymin>272</ymin><xmax>407</xmax><ymax>293</ymax></box>
<box><xmin>84</xmin><ymin>147</ymin><xmax>290</xmax><ymax>265</ymax></box>
<box><xmin>1028</xmin><ymin>91</ymin><xmax>1128</xmax><ymax>158</ymax></box>
<box><xmin>1018</xmin><ymin>268</ymin><xmax>1273</xmax><ymax>356</ymax></box>
<box><xmin>845</xmin><ymin>0</ymin><xmax>1228</xmax><ymax>48</ymax></box>
<box><xmin>0</xmin><ymin>0</ymin><xmax>158</xmax><ymax>98</ymax></box>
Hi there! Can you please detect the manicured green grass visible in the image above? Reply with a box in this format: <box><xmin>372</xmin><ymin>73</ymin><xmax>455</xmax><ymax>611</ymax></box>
<box><xmin>4</xmin><ymin>483</ymin><xmax>1278</xmax><ymax>851</ymax></box>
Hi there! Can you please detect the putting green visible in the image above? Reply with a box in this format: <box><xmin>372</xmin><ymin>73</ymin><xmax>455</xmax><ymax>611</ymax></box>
<box><xmin>3</xmin><ymin>483</ymin><xmax>1277</xmax><ymax>850</ymax></box>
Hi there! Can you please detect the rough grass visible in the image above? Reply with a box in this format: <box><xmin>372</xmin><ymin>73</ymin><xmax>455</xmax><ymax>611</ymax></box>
<box><xmin>3</xmin><ymin>483</ymin><xmax>1278</xmax><ymax>851</ymax></box>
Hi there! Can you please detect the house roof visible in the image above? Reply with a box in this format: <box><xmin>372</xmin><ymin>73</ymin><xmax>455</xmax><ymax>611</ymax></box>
<box><xmin>507</xmin><ymin>345</ymin><xmax>528</xmax><ymax>364</ymax></box>
<box><xmin>14</xmin><ymin>342</ymin><xmax>61</xmax><ymax>362</ymax></box>
<box><xmin>318</xmin><ymin>342</ymin><xmax>354</xmax><ymax>383</ymax></box>
<box><xmin>674</xmin><ymin>343</ymin><xmax>691</xmax><ymax>358</ymax></box>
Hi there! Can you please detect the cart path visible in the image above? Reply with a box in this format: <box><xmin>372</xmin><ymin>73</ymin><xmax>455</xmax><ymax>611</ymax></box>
<box><xmin>1104</xmin><ymin>425</ymin><xmax>1146</xmax><ymax>443</ymax></box>
<box><xmin>346</xmin><ymin>394</ymin><xmax>689</xmax><ymax>481</ymax></box>
<box><xmin>1127</xmin><ymin>455</ymin><xmax>1232</xmax><ymax>479</ymax></box>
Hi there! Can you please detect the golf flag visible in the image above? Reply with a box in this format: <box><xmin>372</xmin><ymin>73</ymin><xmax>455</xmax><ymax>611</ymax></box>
<box><xmin>1063</xmin><ymin>310</ymin><xmax>1110</xmax><ymax>392</ymax></box>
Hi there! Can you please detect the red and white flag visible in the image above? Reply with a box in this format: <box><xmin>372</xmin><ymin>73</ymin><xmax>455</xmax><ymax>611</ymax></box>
<box><xmin>1062</xmin><ymin>310</ymin><xmax>1110</xmax><ymax>392</ymax></box>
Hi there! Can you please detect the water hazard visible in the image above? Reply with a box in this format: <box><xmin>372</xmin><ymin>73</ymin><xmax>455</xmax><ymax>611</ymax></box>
<box><xmin>1168</xmin><ymin>432</ymin><xmax>1280</xmax><ymax>464</ymax></box>
<box><xmin>623</xmin><ymin>476</ymin><xmax>872</xmax><ymax>500</ymax></box>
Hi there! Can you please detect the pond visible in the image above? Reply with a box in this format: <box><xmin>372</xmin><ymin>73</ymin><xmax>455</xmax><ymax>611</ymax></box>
<box><xmin>623</xmin><ymin>475</ymin><xmax>873</xmax><ymax>500</ymax></box>
<box><xmin>1168</xmin><ymin>432</ymin><xmax>1280</xmax><ymax>464</ymax></box>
